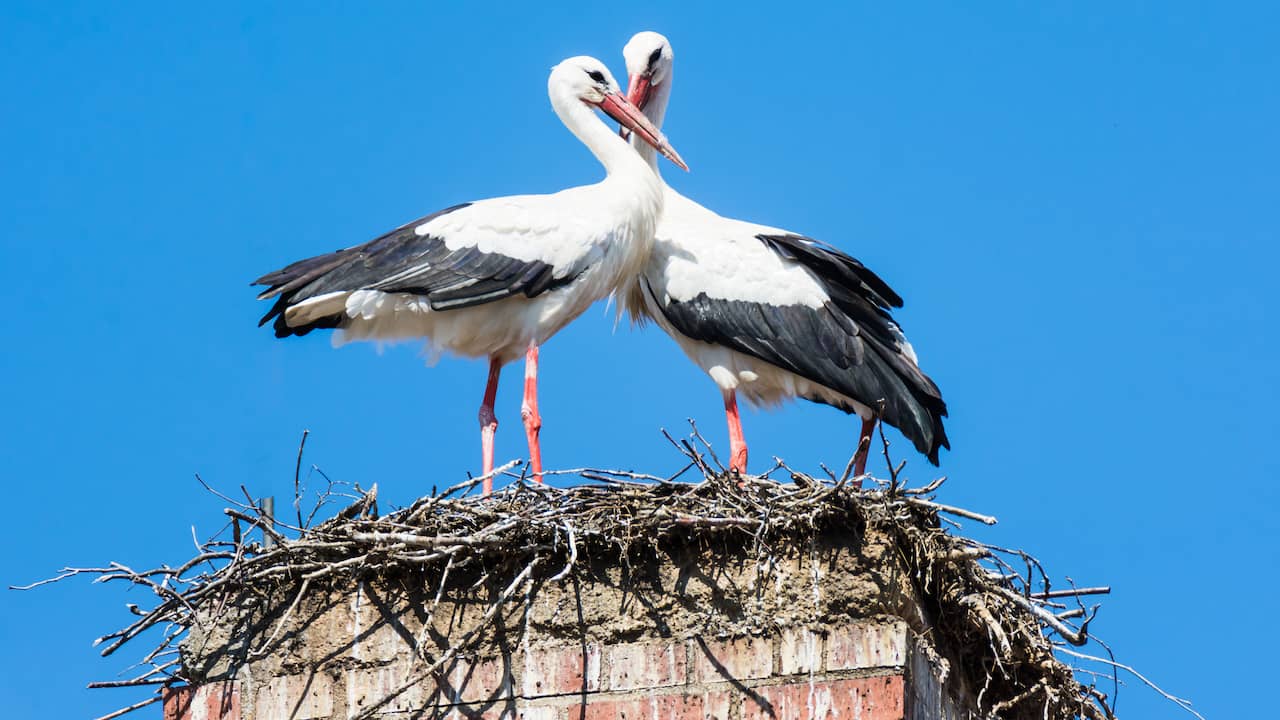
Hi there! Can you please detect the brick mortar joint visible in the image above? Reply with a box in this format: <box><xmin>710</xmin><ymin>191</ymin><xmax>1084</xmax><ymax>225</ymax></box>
<box><xmin>521</xmin><ymin>665</ymin><xmax>909</xmax><ymax>700</ymax></box>
<box><xmin>205</xmin><ymin>664</ymin><xmax>907</xmax><ymax>688</ymax></box>
<box><xmin>171</xmin><ymin>621</ymin><xmax>930</xmax><ymax>717</ymax></box>
<box><xmin>168</xmin><ymin>664</ymin><xmax>910</xmax><ymax>696</ymax></box>
<box><xmin>167</xmin><ymin>671</ymin><xmax>919</xmax><ymax>720</ymax></box>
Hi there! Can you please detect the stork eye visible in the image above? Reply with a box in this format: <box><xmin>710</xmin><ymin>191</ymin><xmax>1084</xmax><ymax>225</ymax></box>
<box><xmin>647</xmin><ymin>48</ymin><xmax>663</xmax><ymax>68</ymax></box>
<box><xmin>586</xmin><ymin>69</ymin><xmax>606</xmax><ymax>84</ymax></box>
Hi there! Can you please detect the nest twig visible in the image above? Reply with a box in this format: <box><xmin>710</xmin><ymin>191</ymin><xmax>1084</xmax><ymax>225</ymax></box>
<box><xmin>13</xmin><ymin>427</ymin><xmax>1199</xmax><ymax>720</ymax></box>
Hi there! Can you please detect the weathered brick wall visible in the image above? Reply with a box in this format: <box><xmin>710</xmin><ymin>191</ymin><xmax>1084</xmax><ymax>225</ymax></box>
<box><xmin>165</xmin><ymin>619</ymin><xmax>965</xmax><ymax>719</ymax></box>
<box><xmin>166</xmin><ymin>525</ymin><xmax>981</xmax><ymax>719</ymax></box>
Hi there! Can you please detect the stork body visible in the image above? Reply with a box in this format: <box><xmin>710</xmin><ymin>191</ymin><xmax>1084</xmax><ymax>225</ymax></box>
<box><xmin>255</xmin><ymin>56</ymin><xmax>686</xmax><ymax>492</ymax></box>
<box><xmin>622</xmin><ymin>32</ymin><xmax>948</xmax><ymax>476</ymax></box>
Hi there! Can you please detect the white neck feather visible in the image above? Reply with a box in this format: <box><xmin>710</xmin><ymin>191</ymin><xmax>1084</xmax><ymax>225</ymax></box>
<box><xmin>550</xmin><ymin>80</ymin><xmax>663</xmax><ymax>292</ymax></box>
<box><xmin>552</xmin><ymin>90</ymin><xmax>656</xmax><ymax>184</ymax></box>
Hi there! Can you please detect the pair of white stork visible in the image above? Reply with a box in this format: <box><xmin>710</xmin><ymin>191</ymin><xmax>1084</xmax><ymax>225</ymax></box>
<box><xmin>255</xmin><ymin>32</ymin><xmax>949</xmax><ymax>494</ymax></box>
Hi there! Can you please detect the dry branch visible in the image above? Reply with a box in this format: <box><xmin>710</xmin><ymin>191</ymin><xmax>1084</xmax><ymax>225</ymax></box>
<box><xmin>14</xmin><ymin>430</ymin><xmax>1192</xmax><ymax>720</ymax></box>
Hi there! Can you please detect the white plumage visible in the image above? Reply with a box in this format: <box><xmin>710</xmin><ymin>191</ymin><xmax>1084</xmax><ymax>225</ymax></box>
<box><xmin>621</xmin><ymin>32</ymin><xmax>947</xmax><ymax>476</ymax></box>
<box><xmin>255</xmin><ymin>55</ymin><xmax>686</xmax><ymax>491</ymax></box>
<box><xmin>291</xmin><ymin>189</ymin><xmax>660</xmax><ymax>362</ymax></box>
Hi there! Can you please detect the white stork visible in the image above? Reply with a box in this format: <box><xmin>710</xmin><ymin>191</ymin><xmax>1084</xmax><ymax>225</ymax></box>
<box><xmin>620</xmin><ymin>32</ymin><xmax>948</xmax><ymax>477</ymax></box>
<box><xmin>254</xmin><ymin>56</ymin><xmax>687</xmax><ymax>493</ymax></box>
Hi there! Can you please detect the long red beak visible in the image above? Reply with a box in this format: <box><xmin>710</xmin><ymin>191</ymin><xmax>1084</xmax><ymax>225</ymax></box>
<box><xmin>618</xmin><ymin>74</ymin><xmax>654</xmax><ymax>143</ymax></box>
<box><xmin>598</xmin><ymin>90</ymin><xmax>687</xmax><ymax>171</ymax></box>
<box><xmin>627</xmin><ymin>73</ymin><xmax>653</xmax><ymax>111</ymax></box>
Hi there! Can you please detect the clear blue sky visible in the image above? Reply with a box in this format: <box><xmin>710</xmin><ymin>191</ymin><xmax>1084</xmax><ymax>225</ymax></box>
<box><xmin>2</xmin><ymin>2</ymin><xmax>1275</xmax><ymax>717</ymax></box>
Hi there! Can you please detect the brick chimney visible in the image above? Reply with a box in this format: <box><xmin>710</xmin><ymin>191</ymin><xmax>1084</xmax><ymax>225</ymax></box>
<box><xmin>164</xmin><ymin>522</ymin><xmax>982</xmax><ymax>720</ymax></box>
<box><xmin>164</xmin><ymin>617</ymin><xmax>963</xmax><ymax>719</ymax></box>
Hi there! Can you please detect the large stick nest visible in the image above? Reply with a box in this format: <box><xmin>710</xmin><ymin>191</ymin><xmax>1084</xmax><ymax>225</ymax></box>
<box><xmin>22</xmin><ymin>432</ymin><xmax>1162</xmax><ymax>720</ymax></box>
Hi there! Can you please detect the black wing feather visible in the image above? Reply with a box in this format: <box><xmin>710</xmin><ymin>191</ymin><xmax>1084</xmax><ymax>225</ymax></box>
<box><xmin>646</xmin><ymin>233</ymin><xmax>950</xmax><ymax>464</ymax></box>
<box><xmin>253</xmin><ymin>203</ymin><xmax>582</xmax><ymax>337</ymax></box>
<box><xmin>758</xmin><ymin>234</ymin><xmax>902</xmax><ymax>308</ymax></box>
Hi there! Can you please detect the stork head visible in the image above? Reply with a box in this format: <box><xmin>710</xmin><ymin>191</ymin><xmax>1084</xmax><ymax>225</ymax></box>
<box><xmin>622</xmin><ymin>31</ymin><xmax>673</xmax><ymax>112</ymax></box>
<box><xmin>549</xmin><ymin>56</ymin><xmax>687</xmax><ymax>171</ymax></box>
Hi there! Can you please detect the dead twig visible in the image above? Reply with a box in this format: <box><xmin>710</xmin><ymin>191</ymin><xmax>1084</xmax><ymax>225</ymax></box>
<box><xmin>21</xmin><ymin>429</ymin><xmax>1148</xmax><ymax>720</ymax></box>
<box><xmin>294</xmin><ymin>429</ymin><xmax>309</xmax><ymax>529</ymax></box>
<box><xmin>1057</xmin><ymin>646</ymin><xmax>1206</xmax><ymax>720</ymax></box>
<box><xmin>91</xmin><ymin>694</ymin><xmax>161</xmax><ymax>720</ymax></box>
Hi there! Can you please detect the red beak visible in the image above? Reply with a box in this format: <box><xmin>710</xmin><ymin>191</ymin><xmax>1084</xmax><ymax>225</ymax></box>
<box><xmin>597</xmin><ymin>90</ymin><xmax>687</xmax><ymax>171</ymax></box>
<box><xmin>627</xmin><ymin>73</ymin><xmax>653</xmax><ymax>111</ymax></box>
<box><xmin>618</xmin><ymin>73</ymin><xmax>654</xmax><ymax>142</ymax></box>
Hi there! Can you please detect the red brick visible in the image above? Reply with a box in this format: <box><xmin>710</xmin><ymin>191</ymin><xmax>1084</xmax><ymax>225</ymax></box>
<box><xmin>690</xmin><ymin>636</ymin><xmax>773</xmax><ymax>683</ymax></box>
<box><xmin>163</xmin><ymin>687</ymin><xmax>192</xmax><ymax>720</ymax></box>
<box><xmin>778</xmin><ymin>628</ymin><xmax>821</xmax><ymax>676</ymax></box>
<box><xmin>513</xmin><ymin>707</ymin><xmax>562</xmax><ymax>720</ymax></box>
<box><xmin>605</xmin><ymin>639</ymin><xmax>686</xmax><ymax>690</ymax></box>
<box><xmin>522</xmin><ymin>643</ymin><xmax>601</xmax><ymax>696</ymax></box>
<box><xmin>346</xmin><ymin>665</ymin><xmax>424</xmax><ymax>714</ymax></box>
<box><xmin>741</xmin><ymin>676</ymin><xmax>905</xmax><ymax>720</ymax></box>
<box><xmin>345</xmin><ymin>660</ymin><xmax>510</xmax><ymax>713</ymax></box>
<box><xmin>701</xmin><ymin>690</ymin><xmax>732</xmax><ymax>719</ymax></box>
<box><xmin>164</xmin><ymin>682</ymin><xmax>240</xmax><ymax>720</ymax></box>
<box><xmin>444</xmin><ymin>657</ymin><xmax>513</xmax><ymax>704</ymax></box>
<box><xmin>826</xmin><ymin>621</ymin><xmax>907</xmax><ymax>671</ymax></box>
<box><xmin>571</xmin><ymin>690</ymin><xmax>730</xmax><ymax>720</ymax></box>
<box><xmin>441</xmin><ymin>700</ymin><xmax>518</xmax><ymax>719</ymax></box>
<box><xmin>260</xmin><ymin>672</ymin><xmax>336</xmax><ymax>717</ymax></box>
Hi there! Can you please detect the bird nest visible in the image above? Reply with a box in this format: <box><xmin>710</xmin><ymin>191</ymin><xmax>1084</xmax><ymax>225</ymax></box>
<box><xmin>23</xmin><ymin>431</ymin><xmax>1184</xmax><ymax>720</ymax></box>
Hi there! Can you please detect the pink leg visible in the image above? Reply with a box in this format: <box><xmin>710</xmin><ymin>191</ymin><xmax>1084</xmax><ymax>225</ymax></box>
<box><xmin>478</xmin><ymin>357</ymin><xmax>501</xmax><ymax>495</ymax></box>
<box><xmin>724</xmin><ymin>390</ymin><xmax>749</xmax><ymax>476</ymax></box>
<box><xmin>521</xmin><ymin>343</ymin><xmax>544</xmax><ymax>483</ymax></box>
<box><xmin>851</xmin><ymin>416</ymin><xmax>877</xmax><ymax>487</ymax></box>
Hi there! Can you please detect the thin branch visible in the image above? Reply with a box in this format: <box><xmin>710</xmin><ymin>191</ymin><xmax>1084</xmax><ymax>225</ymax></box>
<box><xmin>1031</xmin><ymin>586</ymin><xmax>1111</xmax><ymax>600</ymax></box>
<box><xmin>92</xmin><ymin>694</ymin><xmax>161</xmax><ymax>720</ymax></box>
<box><xmin>1057</xmin><ymin>647</ymin><xmax>1206</xmax><ymax>720</ymax></box>
<box><xmin>907</xmin><ymin>498</ymin><xmax>999</xmax><ymax>526</ymax></box>
<box><xmin>294</xmin><ymin>429</ymin><xmax>309</xmax><ymax>529</ymax></box>
<box><xmin>548</xmin><ymin>522</ymin><xmax>578</xmax><ymax>582</ymax></box>
<box><xmin>29</xmin><ymin>430</ymin><xmax>1145</xmax><ymax>720</ymax></box>
<box><xmin>687</xmin><ymin>418</ymin><xmax>725</xmax><ymax>472</ymax></box>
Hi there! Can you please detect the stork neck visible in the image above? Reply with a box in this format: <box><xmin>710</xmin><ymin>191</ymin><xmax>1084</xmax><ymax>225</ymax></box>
<box><xmin>630</xmin><ymin>75</ymin><xmax>673</xmax><ymax>178</ymax></box>
<box><xmin>553</xmin><ymin>93</ymin><xmax>654</xmax><ymax>183</ymax></box>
